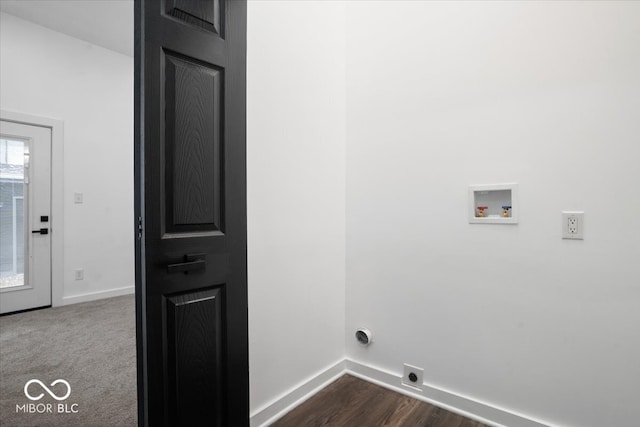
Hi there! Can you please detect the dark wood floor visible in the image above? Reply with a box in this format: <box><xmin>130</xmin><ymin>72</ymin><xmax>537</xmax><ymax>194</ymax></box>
<box><xmin>272</xmin><ymin>375</ymin><xmax>489</xmax><ymax>427</ymax></box>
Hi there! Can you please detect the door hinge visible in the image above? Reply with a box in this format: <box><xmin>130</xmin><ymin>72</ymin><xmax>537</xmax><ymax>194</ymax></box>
<box><xmin>137</xmin><ymin>216</ymin><xmax>143</xmax><ymax>240</ymax></box>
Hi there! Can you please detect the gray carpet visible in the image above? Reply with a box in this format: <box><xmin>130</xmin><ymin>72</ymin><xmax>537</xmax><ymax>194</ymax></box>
<box><xmin>0</xmin><ymin>295</ymin><xmax>137</xmax><ymax>426</ymax></box>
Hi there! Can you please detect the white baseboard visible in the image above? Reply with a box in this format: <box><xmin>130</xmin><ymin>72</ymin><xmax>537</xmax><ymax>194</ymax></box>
<box><xmin>61</xmin><ymin>286</ymin><xmax>134</xmax><ymax>305</ymax></box>
<box><xmin>345</xmin><ymin>359</ymin><xmax>551</xmax><ymax>427</ymax></box>
<box><xmin>250</xmin><ymin>357</ymin><xmax>551</xmax><ymax>427</ymax></box>
<box><xmin>250</xmin><ymin>359</ymin><xmax>346</xmax><ymax>427</ymax></box>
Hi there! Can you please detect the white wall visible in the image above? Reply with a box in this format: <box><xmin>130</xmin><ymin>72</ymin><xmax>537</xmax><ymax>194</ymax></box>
<box><xmin>247</xmin><ymin>0</ymin><xmax>346</xmax><ymax>417</ymax></box>
<box><xmin>0</xmin><ymin>12</ymin><xmax>134</xmax><ymax>303</ymax></box>
<box><xmin>346</xmin><ymin>2</ymin><xmax>640</xmax><ymax>427</ymax></box>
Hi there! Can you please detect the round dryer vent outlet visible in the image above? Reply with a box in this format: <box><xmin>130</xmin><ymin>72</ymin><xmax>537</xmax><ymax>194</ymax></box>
<box><xmin>355</xmin><ymin>328</ymin><xmax>372</xmax><ymax>345</ymax></box>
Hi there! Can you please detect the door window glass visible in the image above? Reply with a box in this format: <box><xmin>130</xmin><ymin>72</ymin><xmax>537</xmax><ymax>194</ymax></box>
<box><xmin>0</xmin><ymin>138</ymin><xmax>26</xmax><ymax>288</ymax></box>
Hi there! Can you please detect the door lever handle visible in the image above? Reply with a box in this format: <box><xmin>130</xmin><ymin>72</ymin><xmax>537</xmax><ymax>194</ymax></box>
<box><xmin>32</xmin><ymin>228</ymin><xmax>48</xmax><ymax>235</ymax></box>
<box><xmin>167</xmin><ymin>253</ymin><xmax>206</xmax><ymax>274</ymax></box>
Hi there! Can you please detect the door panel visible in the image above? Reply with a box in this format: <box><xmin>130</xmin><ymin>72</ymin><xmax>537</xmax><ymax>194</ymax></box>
<box><xmin>166</xmin><ymin>0</ymin><xmax>224</xmax><ymax>35</ymax></box>
<box><xmin>0</xmin><ymin>120</ymin><xmax>51</xmax><ymax>314</ymax></box>
<box><xmin>135</xmin><ymin>0</ymin><xmax>247</xmax><ymax>425</ymax></box>
<box><xmin>163</xmin><ymin>52</ymin><xmax>223</xmax><ymax>233</ymax></box>
<box><xmin>165</xmin><ymin>287</ymin><xmax>224</xmax><ymax>426</ymax></box>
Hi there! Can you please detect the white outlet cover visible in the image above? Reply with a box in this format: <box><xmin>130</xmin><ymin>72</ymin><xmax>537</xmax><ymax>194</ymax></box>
<box><xmin>562</xmin><ymin>211</ymin><xmax>584</xmax><ymax>240</ymax></box>
<box><xmin>74</xmin><ymin>269</ymin><xmax>84</xmax><ymax>280</ymax></box>
<box><xmin>402</xmin><ymin>364</ymin><xmax>424</xmax><ymax>390</ymax></box>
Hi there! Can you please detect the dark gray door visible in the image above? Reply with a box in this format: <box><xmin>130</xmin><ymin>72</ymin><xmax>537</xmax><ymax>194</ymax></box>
<box><xmin>134</xmin><ymin>1</ymin><xmax>248</xmax><ymax>425</ymax></box>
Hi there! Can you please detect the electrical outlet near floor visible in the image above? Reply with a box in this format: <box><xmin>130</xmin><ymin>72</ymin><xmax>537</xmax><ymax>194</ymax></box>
<box><xmin>402</xmin><ymin>364</ymin><xmax>424</xmax><ymax>390</ymax></box>
<box><xmin>562</xmin><ymin>211</ymin><xmax>584</xmax><ymax>240</ymax></box>
<box><xmin>74</xmin><ymin>269</ymin><xmax>84</xmax><ymax>280</ymax></box>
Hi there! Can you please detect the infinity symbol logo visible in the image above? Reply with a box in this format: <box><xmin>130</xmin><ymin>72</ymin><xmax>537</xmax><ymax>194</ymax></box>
<box><xmin>24</xmin><ymin>379</ymin><xmax>71</xmax><ymax>401</ymax></box>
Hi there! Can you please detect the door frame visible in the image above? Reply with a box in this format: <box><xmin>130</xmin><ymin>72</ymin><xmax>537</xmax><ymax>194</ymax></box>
<box><xmin>0</xmin><ymin>110</ymin><xmax>64</xmax><ymax>307</ymax></box>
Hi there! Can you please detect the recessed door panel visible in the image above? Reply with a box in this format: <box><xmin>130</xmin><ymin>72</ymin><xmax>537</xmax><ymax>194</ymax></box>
<box><xmin>165</xmin><ymin>287</ymin><xmax>225</xmax><ymax>425</ymax></box>
<box><xmin>163</xmin><ymin>52</ymin><xmax>223</xmax><ymax>234</ymax></box>
<box><xmin>165</xmin><ymin>0</ymin><xmax>223</xmax><ymax>36</ymax></box>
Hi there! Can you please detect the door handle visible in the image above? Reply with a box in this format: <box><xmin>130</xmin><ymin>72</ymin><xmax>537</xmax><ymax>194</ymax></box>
<box><xmin>32</xmin><ymin>228</ymin><xmax>49</xmax><ymax>235</ymax></box>
<box><xmin>167</xmin><ymin>253</ymin><xmax>206</xmax><ymax>274</ymax></box>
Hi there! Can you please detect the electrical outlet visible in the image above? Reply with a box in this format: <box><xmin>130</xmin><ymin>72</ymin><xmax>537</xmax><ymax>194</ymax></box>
<box><xmin>402</xmin><ymin>364</ymin><xmax>424</xmax><ymax>390</ymax></box>
<box><xmin>74</xmin><ymin>193</ymin><xmax>83</xmax><ymax>204</ymax></box>
<box><xmin>74</xmin><ymin>269</ymin><xmax>84</xmax><ymax>280</ymax></box>
<box><xmin>562</xmin><ymin>211</ymin><xmax>584</xmax><ymax>240</ymax></box>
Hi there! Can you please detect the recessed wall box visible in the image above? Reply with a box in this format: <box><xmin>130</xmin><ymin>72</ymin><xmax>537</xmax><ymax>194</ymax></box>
<box><xmin>469</xmin><ymin>183</ymin><xmax>518</xmax><ymax>224</ymax></box>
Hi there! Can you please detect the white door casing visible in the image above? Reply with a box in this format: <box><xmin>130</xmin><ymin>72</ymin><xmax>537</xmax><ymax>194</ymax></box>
<box><xmin>0</xmin><ymin>120</ymin><xmax>51</xmax><ymax>313</ymax></box>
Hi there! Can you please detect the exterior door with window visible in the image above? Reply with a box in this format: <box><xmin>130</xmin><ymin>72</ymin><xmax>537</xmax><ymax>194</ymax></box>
<box><xmin>0</xmin><ymin>120</ymin><xmax>51</xmax><ymax>314</ymax></box>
